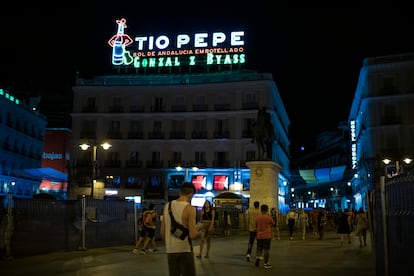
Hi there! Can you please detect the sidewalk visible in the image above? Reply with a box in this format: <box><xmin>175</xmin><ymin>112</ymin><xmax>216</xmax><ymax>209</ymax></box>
<box><xmin>1</xmin><ymin>230</ymin><xmax>375</xmax><ymax>276</ymax></box>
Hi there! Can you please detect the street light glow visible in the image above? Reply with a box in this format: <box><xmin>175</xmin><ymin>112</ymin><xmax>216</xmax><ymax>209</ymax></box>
<box><xmin>175</xmin><ymin>164</ymin><xmax>199</xmax><ymax>182</ymax></box>
<box><xmin>79</xmin><ymin>144</ymin><xmax>90</xmax><ymax>150</ymax></box>
<box><xmin>382</xmin><ymin>158</ymin><xmax>391</xmax><ymax>165</ymax></box>
<box><xmin>101</xmin><ymin>142</ymin><xmax>112</xmax><ymax>150</ymax></box>
<box><xmin>78</xmin><ymin>141</ymin><xmax>112</xmax><ymax>199</ymax></box>
<box><xmin>403</xmin><ymin>157</ymin><xmax>412</xmax><ymax>165</ymax></box>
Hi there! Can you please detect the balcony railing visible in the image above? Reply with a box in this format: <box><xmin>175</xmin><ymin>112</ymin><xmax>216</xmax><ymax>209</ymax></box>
<box><xmin>146</xmin><ymin>160</ymin><xmax>163</xmax><ymax>168</ymax></box>
<box><xmin>125</xmin><ymin>160</ymin><xmax>143</xmax><ymax>168</ymax></box>
<box><xmin>104</xmin><ymin>160</ymin><xmax>122</xmax><ymax>168</ymax></box>
<box><xmin>192</xmin><ymin>104</ymin><xmax>208</xmax><ymax>111</ymax></box>
<box><xmin>191</xmin><ymin>131</ymin><xmax>208</xmax><ymax>139</ymax></box>
<box><xmin>108</xmin><ymin>105</ymin><xmax>124</xmax><ymax>113</ymax></box>
<box><xmin>148</xmin><ymin>132</ymin><xmax>165</xmax><ymax>139</ymax></box>
<box><xmin>171</xmin><ymin>105</ymin><xmax>187</xmax><ymax>112</ymax></box>
<box><xmin>127</xmin><ymin>132</ymin><xmax>144</xmax><ymax>139</ymax></box>
<box><xmin>169</xmin><ymin>131</ymin><xmax>186</xmax><ymax>139</ymax></box>
<box><xmin>213</xmin><ymin>160</ymin><xmax>230</xmax><ymax>167</ymax></box>
<box><xmin>213</xmin><ymin>131</ymin><xmax>230</xmax><ymax>138</ymax></box>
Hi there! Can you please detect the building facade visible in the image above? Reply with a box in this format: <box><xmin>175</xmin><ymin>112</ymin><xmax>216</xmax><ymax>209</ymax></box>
<box><xmin>0</xmin><ymin>89</ymin><xmax>48</xmax><ymax>201</ymax></box>
<box><xmin>289</xmin><ymin>122</ymin><xmax>352</xmax><ymax>211</ymax></box>
<box><xmin>69</xmin><ymin>70</ymin><xmax>291</xmax><ymax>210</ymax></box>
<box><xmin>349</xmin><ymin>52</ymin><xmax>414</xmax><ymax>210</ymax></box>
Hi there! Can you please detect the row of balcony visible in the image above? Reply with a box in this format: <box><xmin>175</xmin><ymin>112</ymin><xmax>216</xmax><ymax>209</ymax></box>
<box><xmin>2</xmin><ymin>143</ymin><xmax>41</xmax><ymax>159</ymax></box>
<box><xmin>80</xmin><ymin>130</ymin><xmax>253</xmax><ymax>140</ymax></box>
<box><xmin>75</xmin><ymin>159</ymin><xmax>251</xmax><ymax>169</ymax></box>
<box><xmin>82</xmin><ymin>102</ymin><xmax>259</xmax><ymax>113</ymax></box>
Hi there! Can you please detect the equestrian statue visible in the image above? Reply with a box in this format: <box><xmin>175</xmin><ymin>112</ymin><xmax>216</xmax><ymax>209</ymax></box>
<box><xmin>251</xmin><ymin>106</ymin><xmax>275</xmax><ymax>160</ymax></box>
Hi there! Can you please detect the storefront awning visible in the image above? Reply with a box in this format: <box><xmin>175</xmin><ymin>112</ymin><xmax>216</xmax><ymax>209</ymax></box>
<box><xmin>23</xmin><ymin>167</ymin><xmax>67</xmax><ymax>182</ymax></box>
<box><xmin>298</xmin><ymin>165</ymin><xmax>346</xmax><ymax>184</ymax></box>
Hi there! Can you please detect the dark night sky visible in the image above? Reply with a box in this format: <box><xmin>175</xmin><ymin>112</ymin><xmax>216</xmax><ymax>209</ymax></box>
<box><xmin>1</xmin><ymin>6</ymin><xmax>414</xmax><ymax>156</ymax></box>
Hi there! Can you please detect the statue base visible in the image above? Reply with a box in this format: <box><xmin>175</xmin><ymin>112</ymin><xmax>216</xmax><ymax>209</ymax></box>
<box><xmin>246</xmin><ymin>161</ymin><xmax>281</xmax><ymax>210</ymax></box>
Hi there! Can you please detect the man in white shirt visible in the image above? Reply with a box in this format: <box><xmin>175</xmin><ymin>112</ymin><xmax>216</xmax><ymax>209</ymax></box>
<box><xmin>160</xmin><ymin>182</ymin><xmax>202</xmax><ymax>276</ymax></box>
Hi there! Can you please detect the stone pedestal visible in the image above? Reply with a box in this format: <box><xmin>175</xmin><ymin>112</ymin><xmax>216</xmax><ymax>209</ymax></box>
<box><xmin>246</xmin><ymin>161</ymin><xmax>281</xmax><ymax>210</ymax></box>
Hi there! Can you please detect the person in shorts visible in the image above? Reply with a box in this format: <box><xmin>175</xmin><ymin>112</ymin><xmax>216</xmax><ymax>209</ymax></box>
<box><xmin>254</xmin><ymin>204</ymin><xmax>274</xmax><ymax>269</ymax></box>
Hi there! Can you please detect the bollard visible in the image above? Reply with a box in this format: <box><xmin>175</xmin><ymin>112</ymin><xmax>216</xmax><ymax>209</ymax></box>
<box><xmin>134</xmin><ymin>202</ymin><xmax>138</xmax><ymax>242</ymax></box>
<box><xmin>5</xmin><ymin>191</ymin><xmax>14</xmax><ymax>260</ymax></box>
<box><xmin>78</xmin><ymin>195</ymin><xmax>87</xmax><ymax>251</ymax></box>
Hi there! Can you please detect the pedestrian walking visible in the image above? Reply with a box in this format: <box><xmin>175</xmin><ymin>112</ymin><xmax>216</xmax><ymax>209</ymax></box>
<box><xmin>337</xmin><ymin>208</ymin><xmax>352</xmax><ymax>245</ymax></box>
<box><xmin>140</xmin><ymin>203</ymin><xmax>158</xmax><ymax>254</ymax></box>
<box><xmin>223</xmin><ymin>210</ymin><xmax>232</xmax><ymax>237</ymax></box>
<box><xmin>317</xmin><ymin>209</ymin><xmax>327</xmax><ymax>240</ymax></box>
<box><xmin>270</xmin><ymin>207</ymin><xmax>280</xmax><ymax>240</ymax></box>
<box><xmin>286</xmin><ymin>207</ymin><xmax>298</xmax><ymax>240</ymax></box>
<box><xmin>254</xmin><ymin>204</ymin><xmax>274</xmax><ymax>269</ymax></box>
<box><xmin>132</xmin><ymin>207</ymin><xmax>147</xmax><ymax>254</ymax></box>
<box><xmin>245</xmin><ymin>201</ymin><xmax>260</xmax><ymax>262</ymax></box>
<box><xmin>354</xmin><ymin>207</ymin><xmax>369</xmax><ymax>247</ymax></box>
<box><xmin>311</xmin><ymin>208</ymin><xmax>319</xmax><ymax>239</ymax></box>
<box><xmin>298</xmin><ymin>209</ymin><xmax>309</xmax><ymax>240</ymax></box>
<box><xmin>160</xmin><ymin>182</ymin><xmax>202</xmax><ymax>276</ymax></box>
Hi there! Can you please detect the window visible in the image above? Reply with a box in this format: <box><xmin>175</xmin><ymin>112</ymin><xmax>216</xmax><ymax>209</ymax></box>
<box><xmin>130</xmin><ymin>151</ymin><xmax>139</xmax><ymax>161</ymax></box>
<box><xmin>245</xmin><ymin>92</ymin><xmax>257</xmax><ymax>103</ymax></box>
<box><xmin>153</xmin><ymin>97</ymin><xmax>163</xmax><ymax>112</ymax></box>
<box><xmin>214</xmin><ymin>119</ymin><xmax>229</xmax><ymax>137</ymax></box>
<box><xmin>130</xmin><ymin>120</ymin><xmax>143</xmax><ymax>133</ymax></box>
<box><xmin>105</xmin><ymin>175</ymin><xmax>121</xmax><ymax>188</ymax></box>
<box><xmin>112</xmin><ymin>96</ymin><xmax>122</xmax><ymax>106</ymax></box>
<box><xmin>171</xmin><ymin>120</ymin><xmax>185</xmax><ymax>132</ymax></box>
<box><xmin>109</xmin><ymin>120</ymin><xmax>120</xmax><ymax>132</ymax></box>
<box><xmin>195</xmin><ymin>151</ymin><xmax>206</xmax><ymax>163</ymax></box>
<box><xmin>152</xmin><ymin>151</ymin><xmax>161</xmax><ymax>162</ymax></box>
<box><xmin>191</xmin><ymin>175</ymin><xmax>206</xmax><ymax>190</ymax></box>
<box><xmin>80</xmin><ymin>120</ymin><xmax>96</xmax><ymax>138</ymax></box>
<box><xmin>213</xmin><ymin>175</ymin><xmax>228</xmax><ymax>190</ymax></box>
<box><xmin>194</xmin><ymin>120</ymin><xmax>206</xmax><ymax>132</ymax></box>
<box><xmin>169</xmin><ymin>175</ymin><xmax>184</xmax><ymax>189</ymax></box>
<box><xmin>196</xmin><ymin>95</ymin><xmax>205</xmax><ymax>105</ymax></box>
<box><xmin>246</xmin><ymin>151</ymin><xmax>256</xmax><ymax>161</ymax></box>
<box><xmin>84</xmin><ymin>97</ymin><xmax>96</xmax><ymax>112</ymax></box>
<box><xmin>126</xmin><ymin>176</ymin><xmax>144</xmax><ymax>188</ymax></box>
<box><xmin>172</xmin><ymin>151</ymin><xmax>182</xmax><ymax>165</ymax></box>
<box><xmin>243</xmin><ymin>118</ymin><xmax>254</xmax><ymax>137</ymax></box>
<box><xmin>144</xmin><ymin>175</ymin><xmax>164</xmax><ymax>199</ymax></box>
<box><xmin>153</xmin><ymin>121</ymin><xmax>162</xmax><ymax>133</ymax></box>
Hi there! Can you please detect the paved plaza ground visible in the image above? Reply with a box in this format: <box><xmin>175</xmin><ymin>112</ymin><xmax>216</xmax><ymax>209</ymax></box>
<box><xmin>1</xmin><ymin>229</ymin><xmax>375</xmax><ymax>276</ymax></box>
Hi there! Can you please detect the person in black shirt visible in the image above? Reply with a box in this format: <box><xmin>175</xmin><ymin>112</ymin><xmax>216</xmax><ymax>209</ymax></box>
<box><xmin>196</xmin><ymin>200</ymin><xmax>215</xmax><ymax>258</ymax></box>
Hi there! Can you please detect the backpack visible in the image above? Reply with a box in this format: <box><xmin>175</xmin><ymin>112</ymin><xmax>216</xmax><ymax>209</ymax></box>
<box><xmin>138</xmin><ymin>213</ymin><xmax>144</xmax><ymax>228</ymax></box>
<box><xmin>168</xmin><ymin>201</ymin><xmax>189</xmax><ymax>240</ymax></box>
<box><xmin>144</xmin><ymin>211</ymin><xmax>154</xmax><ymax>226</ymax></box>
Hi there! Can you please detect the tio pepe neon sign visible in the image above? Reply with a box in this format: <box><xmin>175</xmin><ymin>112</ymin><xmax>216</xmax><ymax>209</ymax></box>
<box><xmin>108</xmin><ymin>18</ymin><xmax>246</xmax><ymax>69</ymax></box>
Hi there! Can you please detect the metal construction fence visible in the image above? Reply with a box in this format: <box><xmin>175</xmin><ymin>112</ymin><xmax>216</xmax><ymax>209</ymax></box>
<box><xmin>369</xmin><ymin>174</ymin><xmax>414</xmax><ymax>276</ymax></box>
<box><xmin>1</xmin><ymin>197</ymin><xmax>136</xmax><ymax>258</ymax></box>
<box><xmin>1</xmin><ymin>198</ymin><xmax>250</xmax><ymax>258</ymax></box>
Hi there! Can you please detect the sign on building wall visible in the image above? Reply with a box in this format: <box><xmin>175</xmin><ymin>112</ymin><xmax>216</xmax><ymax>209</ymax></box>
<box><xmin>40</xmin><ymin>129</ymin><xmax>71</xmax><ymax>195</ymax></box>
<box><xmin>107</xmin><ymin>18</ymin><xmax>246</xmax><ymax>72</ymax></box>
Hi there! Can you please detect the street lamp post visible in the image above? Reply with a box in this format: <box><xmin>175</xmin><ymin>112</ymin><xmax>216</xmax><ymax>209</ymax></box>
<box><xmin>79</xmin><ymin>142</ymin><xmax>112</xmax><ymax>198</ymax></box>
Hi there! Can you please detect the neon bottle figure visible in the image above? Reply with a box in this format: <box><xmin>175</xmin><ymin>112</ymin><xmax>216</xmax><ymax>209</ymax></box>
<box><xmin>112</xmin><ymin>35</ymin><xmax>124</xmax><ymax>65</ymax></box>
<box><xmin>108</xmin><ymin>18</ymin><xmax>133</xmax><ymax>65</ymax></box>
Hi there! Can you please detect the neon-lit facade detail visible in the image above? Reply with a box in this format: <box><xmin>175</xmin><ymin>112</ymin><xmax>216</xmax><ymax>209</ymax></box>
<box><xmin>108</xmin><ymin>18</ymin><xmax>133</xmax><ymax>65</ymax></box>
<box><xmin>350</xmin><ymin>120</ymin><xmax>357</xmax><ymax>169</ymax></box>
<box><xmin>0</xmin><ymin>89</ymin><xmax>20</xmax><ymax>105</ymax></box>
<box><xmin>107</xmin><ymin>18</ymin><xmax>246</xmax><ymax>69</ymax></box>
